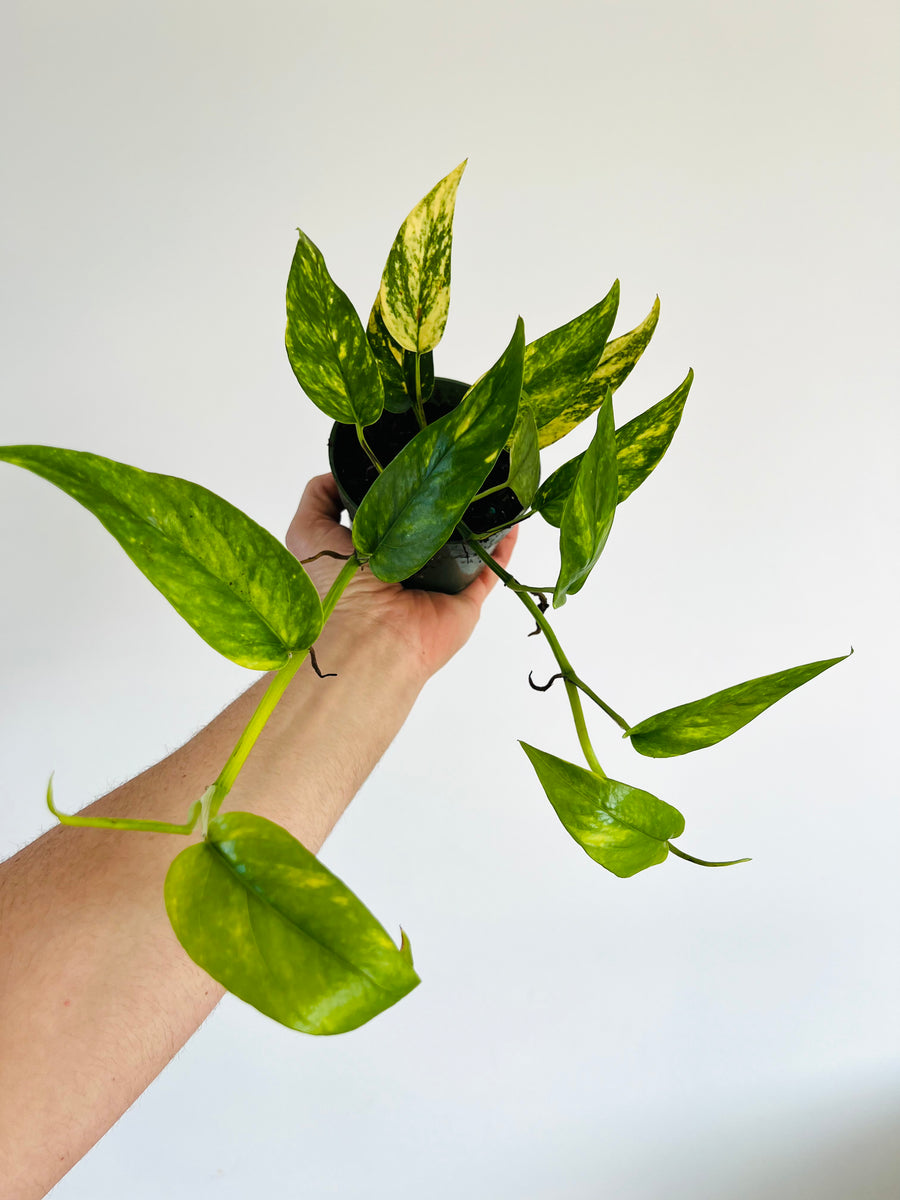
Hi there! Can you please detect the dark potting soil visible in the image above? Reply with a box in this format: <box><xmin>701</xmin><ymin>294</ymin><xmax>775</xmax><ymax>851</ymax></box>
<box><xmin>329</xmin><ymin>378</ymin><xmax>523</xmax><ymax>538</ymax></box>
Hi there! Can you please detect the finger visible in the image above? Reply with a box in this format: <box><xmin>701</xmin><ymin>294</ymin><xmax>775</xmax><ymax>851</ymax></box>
<box><xmin>286</xmin><ymin>474</ymin><xmax>353</xmax><ymax>560</ymax></box>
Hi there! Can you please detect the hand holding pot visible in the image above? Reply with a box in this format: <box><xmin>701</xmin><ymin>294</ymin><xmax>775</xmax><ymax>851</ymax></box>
<box><xmin>286</xmin><ymin>473</ymin><xmax>518</xmax><ymax>680</ymax></box>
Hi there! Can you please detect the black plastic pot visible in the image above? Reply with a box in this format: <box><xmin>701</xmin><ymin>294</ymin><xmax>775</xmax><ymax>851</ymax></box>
<box><xmin>328</xmin><ymin>377</ymin><xmax>522</xmax><ymax>594</ymax></box>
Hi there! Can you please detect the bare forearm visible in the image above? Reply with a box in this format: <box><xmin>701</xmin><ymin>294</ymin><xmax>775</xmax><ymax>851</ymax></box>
<box><xmin>0</xmin><ymin>617</ymin><xmax>424</xmax><ymax>1198</ymax></box>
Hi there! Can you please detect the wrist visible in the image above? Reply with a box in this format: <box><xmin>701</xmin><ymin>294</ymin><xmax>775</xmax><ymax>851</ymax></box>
<box><xmin>313</xmin><ymin>602</ymin><xmax>434</xmax><ymax>691</ymax></box>
<box><xmin>218</xmin><ymin>609</ymin><xmax>426</xmax><ymax>849</ymax></box>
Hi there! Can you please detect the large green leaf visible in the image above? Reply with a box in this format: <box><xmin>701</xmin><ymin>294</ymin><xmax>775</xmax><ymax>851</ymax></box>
<box><xmin>506</xmin><ymin>401</ymin><xmax>540</xmax><ymax>507</ymax></box>
<box><xmin>520</xmin><ymin>742</ymin><xmax>684</xmax><ymax>877</ymax></box>
<box><xmin>626</xmin><ymin>652</ymin><xmax>852</xmax><ymax>757</ymax></box>
<box><xmin>524</xmin><ymin>284</ymin><xmax>619</xmax><ymax>447</ymax></box>
<box><xmin>554</xmin><ymin>391</ymin><xmax>617</xmax><ymax>607</ymax></box>
<box><xmin>0</xmin><ymin>446</ymin><xmax>322</xmax><ymax>669</ymax></box>
<box><xmin>352</xmin><ymin>318</ymin><xmax>525</xmax><ymax>582</ymax></box>
<box><xmin>165</xmin><ymin>812</ymin><xmax>419</xmax><ymax>1034</ymax></box>
<box><xmin>286</xmin><ymin>230</ymin><xmax>384</xmax><ymax>426</ymax></box>
<box><xmin>377</xmin><ymin>161</ymin><xmax>466</xmax><ymax>354</ymax></box>
<box><xmin>537</xmin><ymin>296</ymin><xmax>660</xmax><ymax>448</ymax></box>
<box><xmin>533</xmin><ymin>368</ymin><xmax>693</xmax><ymax>525</ymax></box>
<box><xmin>366</xmin><ymin>295</ymin><xmax>436</xmax><ymax>415</ymax></box>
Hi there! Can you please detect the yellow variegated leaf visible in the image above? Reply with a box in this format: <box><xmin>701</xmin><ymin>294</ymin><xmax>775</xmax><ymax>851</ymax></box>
<box><xmin>378</xmin><ymin>161</ymin><xmax>466</xmax><ymax>354</ymax></box>
<box><xmin>285</xmin><ymin>230</ymin><xmax>384</xmax><ymax>426</ymax></box>
<box><xmin>524</xmin><ymin>284</ymin><xmax>619</xmax><ymax>437</ymax></box>
<box><xmin>537</xmin><ymin>296</ymin><xmax>661</xmax><ymax>448</ymax></box>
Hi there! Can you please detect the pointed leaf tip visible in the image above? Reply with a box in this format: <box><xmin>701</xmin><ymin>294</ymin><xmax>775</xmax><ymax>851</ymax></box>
<box><xmin>520</xmin><ymin>741</ymin><xmax>684</xmax><ymax>877</ymax></box>
<box><xmin>285</xmin><ymin>231</ymin><xmax>384</xmax><ymax>425</ymax></box>
<box><xmin>165</xmin><ymin>812</ymin><xmax>419</xmax><ymax>1034</ymax></box>
<box><xmin>378</xmin><ymin>163</ymin><xmax>467</xmax><ymax>354</ymax></box>
<box><xmin>0</xmin><ymin>445</ymin><xmax>324</xmax><ymax>669</ymax></box>
<box><xmin>627</xmin><ymin>651</ymin><xmax>852</xmax><ymax>757</ymax></box>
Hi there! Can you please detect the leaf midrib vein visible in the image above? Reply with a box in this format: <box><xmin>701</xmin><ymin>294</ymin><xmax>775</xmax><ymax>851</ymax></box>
<box><xmin>207</xmin><ymin>839</ymin><xmax>402</xmax><ymax>997</ymax></box>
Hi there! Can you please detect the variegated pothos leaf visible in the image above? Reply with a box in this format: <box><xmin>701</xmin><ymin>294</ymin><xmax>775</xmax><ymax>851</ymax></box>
<box><xmin>366</xmin><ymin>295</ymin><xmax>409</xmax><ymax>412</ymax></box>
<box><xmin>165</xmin><ymin>811</ymin><xmax>419</xmax><ymax>1034</ymax></box>
<box><xmin>533</xmin><ymin>368</ymin><xmax>693</xmax><ymax>525</ymax></box>
<box><xmin>626</xmin><ymin>652</ymin><xmax>852</xmax><ymax>757</ymax></box>
<box><xmin>286</xmin><ymin>230</ymin><xmax>384</xmax><ymax>426</ymax></box>
<box><xmin>520</xmin><ymin>742</ymin><xmax>684</xmax><ymax>877</ymax></box>
<box><xmin>554</xmin><ymin>391</ymin><xmax>618</xmax><ymax>606</ymax></box>
<box><xmin>366</xmin><ymin>294</ymin><xmax>437</xmax><ymax>415</ymax></box>
<box><xmin>0</xmin><ymin>445</ymin><xmax>323</xmax><ymax>669</ymax></box>
<box><xmin>352</xmin><ymin>318</ymin><xmax>525</xmax><ymax>582</ymax></box>
<box><xmin>378</xmin><ymin>161</ymin><xmax>466</xmax><ymax>354</ymax></box>
<box><xmin>524</xmin><ymin>283</ymin><xmax>619</xmax><ymax>440</ymax></box>
<box><xmin>537</xmin><ymin>296</ymin><xmax>661</xmax><ymax>448</ymax></box>
<box><xmin>506</xmin><ymin>401</ymin><xmax>540</xmax><ymax>506</ymax></box>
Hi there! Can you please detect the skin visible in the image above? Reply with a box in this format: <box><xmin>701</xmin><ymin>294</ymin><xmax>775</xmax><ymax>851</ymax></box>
<box><xmin>0</xmin><ymin>474</ymin><xmax>517</xmax><ymax>1199</ymax></box>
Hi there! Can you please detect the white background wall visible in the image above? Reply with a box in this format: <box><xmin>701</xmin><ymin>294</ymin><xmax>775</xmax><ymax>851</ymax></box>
<box><xmin>1</xmin><ymin>2</ymin><xmax>898</xmax><ymax>1196</ymax></box>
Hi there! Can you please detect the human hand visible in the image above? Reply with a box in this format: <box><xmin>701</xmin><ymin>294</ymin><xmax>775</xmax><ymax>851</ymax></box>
<box><xmin>286</xmin><ymin>474</ymin><xmax>518</xmax><ymax>681</ymax></box>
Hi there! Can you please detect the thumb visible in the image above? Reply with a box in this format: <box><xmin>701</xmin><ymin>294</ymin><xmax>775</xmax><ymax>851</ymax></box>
<box><xmin>286</xmin><ymin>474</ymin><xmax>354</xmax><ymax>562</ymax></box>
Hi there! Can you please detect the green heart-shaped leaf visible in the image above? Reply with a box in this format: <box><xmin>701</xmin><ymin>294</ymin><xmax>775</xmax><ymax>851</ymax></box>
<box><xmin>286</xmin><ymin>230</ymin><xmax>384</xmax><ymax>426</ymax></box>
<box><xmin>0</xmin><ymin>445</ymin><xmax>322</xmax><ymax>669</ymax></box>
<box><xmin>165</xmin><ymin>812</ymin><xmax>419</xmax><ymax>1034</ymax></box>
<box><xmin>378</xmin><ymin>161</ymin><xmax>466</xmax><ymax>354</ymax></box>
<box><xmin>523</xmin><ymin>283</ymin><xmax>620</xmax><ymax>448</ymax></box>
<box><xmin>626</xmin><ymin>651</ymin><xmax>852</xmax><ymax>757</ymax></box>
<box><xmin>352</xmin><ymin>318</ymin><xmax>525</xmax><ymax>582</ymax></box>
<box><xmin>537</xmin><ymin>296</ymin><xmax>660</xmax><ymax>448</ymax></box>
<box><xmin>506</xmin><ymin>401</ymin><xmax>540</xmax><ymax>506</ymax></box>
<box><xmin>554</xmin><ymin>390</ymin><xmax>617</xmax><ymax>606</ymax></box>
<box><xmin>520</xmin><ymin>742</ymin><xmax>684</xmax><ymax>877</ymax></box>
<box><xmin>533</xmin><ymin>368</ymin><xmax>693</xmax><ymax>525</ymax></box>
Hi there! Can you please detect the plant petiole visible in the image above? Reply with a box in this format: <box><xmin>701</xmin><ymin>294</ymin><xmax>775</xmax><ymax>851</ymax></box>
<box><xmin>46</xmin><ymin>775</ymin><xmax>203</xmax><ymax>836</ymax></box>
<box><xmin>461</xmin><ymin>526</ymin><xmax>609</xmax><ymax>776</ymax></box>
<box><xmin>207</xmin><ymin>554</ymin><xmax>362</xmax><ymax>819</ymax></box>
<box><xmin>412</xmin><ymin>354</ymin><xmax>426</xmax><ymax>429</ymax></box>
<box><xmin>504</xmin><ymin>582</ymin><xmax>556</xmax><ymax>596</ymax></box>
<box><xmin>356</xmin><ymin>425</ymin><xmax>384</xmax><ymax>474</ymax></box>
<box><xmin>466</xmin><ymin>510</ymin><xmax>536</xmax><ymax>540</ymax></box>
<box><xmin>571</xmin><ymin>675</ymin><xmax>630</xmax><ymax>734</ymax></box>
<box><xmin>471</xmin><ymin>482</ymin><xmax>509</xmax><ymax>503</ymax></box>
<box><xmin>667</xmin><ymin>842</ymin><xmax>752</xmax><ymax>868</ymax></box>
<box><xmin>565</xmin><ymin>679</ymin><xmax>606</xmax><ymax>777</ymax></box>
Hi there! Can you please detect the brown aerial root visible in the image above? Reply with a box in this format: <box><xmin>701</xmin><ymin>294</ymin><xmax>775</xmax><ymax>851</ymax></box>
<box><xmin>309</xmin><ymin>646</ymin><xmax>337</xmax><ymax>679</ymax></box>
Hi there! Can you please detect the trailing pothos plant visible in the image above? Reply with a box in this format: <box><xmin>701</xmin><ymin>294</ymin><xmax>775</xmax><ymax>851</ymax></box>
<box><xmin>0</xmin><ymin>161</ymin><xmax>848</xmax><ymax>1036</ymax></box>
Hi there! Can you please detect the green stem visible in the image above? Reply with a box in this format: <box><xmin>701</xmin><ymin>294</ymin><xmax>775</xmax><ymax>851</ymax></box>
<box><xmin>356</xmin><ymin>425</ymin><xmax>383</xmax><ymax>474</ymax></box>
<box><xmin>467</xmin><ymin>510</ymin><xmax>536</xmax><ymax>540</ymax></box>
<box><xmin>667</xmin><ymin>842</ymin><xmax>752</xmax><ymax>868</ymax></box>
<box><xmin>208</xmin><ymin>555</ymin><xmax>362</xmax><ymax>818</ymax></box>
<box><xmin>504</xmin><ymin>581</ymin><xmax>557</xmax><ymax>595</ymax></box>
<box><xmin>569</xmin><ymin>677</ymin><xmax>630</xmax><ymax>734</ymax></box>
<box><xmin>461</xmin><ymin>526</ymin><xmax>606</xmax><ymax>776</ymax></box>
<box><xmin>472</xmin><ymin>482</ymin><xmax>509</xmax><ymax>503</ymax></box>
<box><xmin>565</xmin><ymin>680</ymin><xmax>605</xmax><ymax>777</ymax></box>
<box><xmin>47</xmin><ymin>775</ymin><xmax>202</xmax><ymax>835</ymax></box>
<box><xmin>461</xmin><ymin>531</ymin><xmax>631</xmax><ymax>732</ymax></box>
<box><xmin>412</xmin><ymin>354</ymin><xmax>426</xmax><ymax>429</ymax></box>
<box><xmin>321</xmin><ymin>554</ymin><xmax>362</xmax><ymax>620</ymax></box>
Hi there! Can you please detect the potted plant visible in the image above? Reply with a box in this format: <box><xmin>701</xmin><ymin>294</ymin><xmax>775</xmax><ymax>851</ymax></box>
<box><xmin>0</xmin><ymin>162</ymin><xmax>849</xmax><ymax>1036</ymax></box>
